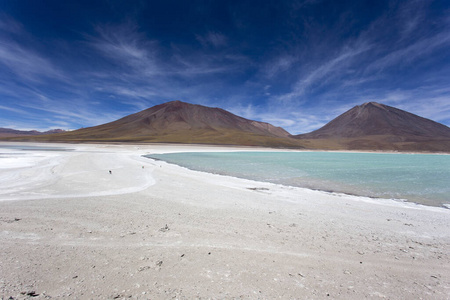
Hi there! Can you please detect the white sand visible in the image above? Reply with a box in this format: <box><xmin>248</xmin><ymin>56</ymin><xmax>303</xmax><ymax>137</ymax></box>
<box><xmin>0</xmin><ymin>142</ymin><xmax>449</xmax><ymax>299</ymax></box>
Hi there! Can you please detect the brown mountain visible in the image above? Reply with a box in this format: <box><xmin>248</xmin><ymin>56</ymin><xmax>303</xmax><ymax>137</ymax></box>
<box><xmin>293</xmin><ymin>102</ymin><xmax>450</xmax><ymax>152</ymax></box>
<box><xmin>0</xmin><ymin>128</ymin><xmax>65</xmax><ymax>138</ymax></box>
<box><xmin>5</xmin><ymin>101</ymin><xmax>449</xmax><ymax>151</ymax></box>
<box><xmin>17</xmin><ymin>101</ymin><xmax>303</xmax><ymax>147</ymax></box>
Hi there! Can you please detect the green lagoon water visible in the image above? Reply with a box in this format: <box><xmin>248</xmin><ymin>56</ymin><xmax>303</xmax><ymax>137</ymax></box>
<box><xmin>147</xmin><ymin>152</ymin><xmax>450</xmax><ymax>208</ymax></box>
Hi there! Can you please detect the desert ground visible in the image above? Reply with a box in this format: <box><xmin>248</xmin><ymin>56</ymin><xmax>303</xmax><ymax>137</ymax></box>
<box><xmin>0</xmin><ymin>143</ymin><xmax>449</xmax><ymax>299</ymax></box>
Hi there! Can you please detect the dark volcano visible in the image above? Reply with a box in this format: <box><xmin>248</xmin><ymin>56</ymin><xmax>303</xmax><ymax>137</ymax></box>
<box><xmin>17</xmin><ymin>101</ymin><xmax>302</xmax><ymax>147</ymax></box>
<box><xmin>293</xmin><ymin>102</ymin><xmax>450</xmax><ymax>151</ymax></box>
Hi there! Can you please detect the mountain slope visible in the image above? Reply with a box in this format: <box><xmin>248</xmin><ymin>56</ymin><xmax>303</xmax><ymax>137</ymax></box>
<box><xmin>293</xmin><ymin>102</ymin><xmax>450</xmax><ymax>151</ymax></box>
<box><xmin>92</xmin><ymin>100</ymin><xmax>290</xmax><ymax>138</ymax></box>
<box><xmin>17</xmin><ymin>101</ymin><xmax>303</xmax><ymax>147</ymax></box>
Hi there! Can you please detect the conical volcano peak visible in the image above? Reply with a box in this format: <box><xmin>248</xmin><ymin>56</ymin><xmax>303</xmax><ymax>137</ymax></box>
<box><xmin>359</xmin><ymin>102</ymin><xmax>390</xmax><ymax>111</ymax></box>
<box><xmin>151</xmin><ymin>100</ymin><xmax>189</xmax><ymax>111</ymax></box>
<box><xmin>293</xmin><ymin>101</ymin><xmax>450</xmax><ymax>151</ymax></box>
<box><xmin>152</xmin><ymin>100</ymin><xmax>223</xmax><ymax>114</ymax></box>
<box><xmin>361</xmin><ymin>101</ymin><xmax>381</xmax><ymax>107</ymax></box>
<box><xmin>165</xmin><ymin>100</ymin><xmax>188</xmax><ymax>106</ymax></box>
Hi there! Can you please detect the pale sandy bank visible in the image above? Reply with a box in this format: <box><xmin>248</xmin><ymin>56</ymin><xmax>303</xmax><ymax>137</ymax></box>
<box><xmin>0</xmin><ymin>142</ymin><xmax>449</xmax><ymax>299</ymax></box>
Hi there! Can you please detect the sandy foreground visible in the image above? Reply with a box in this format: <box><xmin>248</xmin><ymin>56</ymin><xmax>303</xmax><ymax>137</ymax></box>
<box><xmin>0</xmin><ymin>143</ymin><xmax>449</xmax><ymax>299</ymax></box>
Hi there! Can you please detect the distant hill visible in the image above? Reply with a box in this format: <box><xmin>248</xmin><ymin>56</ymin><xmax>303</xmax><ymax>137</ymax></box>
<box><xmin>0</xmin><ymin>128</ymin><xmax>65</xmax><ymax>138</ymax></box>
<box><xmin>293</xmin><ymin>102</ymin><xmax>450</xmax><ymax>152</ymax></box>
<box><xmin>14</xmin><ymin>101</ymin><xmax>303</xmax><ymax>147</ymax></box>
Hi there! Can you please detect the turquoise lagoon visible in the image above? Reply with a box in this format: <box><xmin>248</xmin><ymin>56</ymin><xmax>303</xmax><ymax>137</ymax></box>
<box><xmin>147</xmin><ymin>151</ymin><xmax>450</xmax><ymax>208</ymax></box>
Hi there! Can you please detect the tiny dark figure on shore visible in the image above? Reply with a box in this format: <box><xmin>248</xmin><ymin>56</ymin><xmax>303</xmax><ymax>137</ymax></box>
<box><xmin>109</xmin><ymin>170</ymin><xmax>112</xmax><ymax>174</ymax></box>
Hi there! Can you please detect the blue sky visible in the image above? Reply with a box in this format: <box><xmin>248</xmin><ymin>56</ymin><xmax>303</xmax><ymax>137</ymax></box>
<box><xmin>0</xmin><ymin>0</ymin><xmax>449</xmax><ymax>134</ymax></box>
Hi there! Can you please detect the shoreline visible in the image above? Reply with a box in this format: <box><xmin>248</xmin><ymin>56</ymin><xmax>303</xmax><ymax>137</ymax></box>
<box><xmin>145</xmin><ymin>150</ymin><xmax>449</xmax><ymax>210</ymax></box>
<box><xmin>2</xmin><ymin>139</ymin><xmax>450</xmax><ymax>155</ymax></box>
<box><xmin>1</xmin><ymin>142</ymin><xmax>449</xmax><ymax>298</ymax></box>
<box><xmin>1</xmin><ymin>141</ymin><xmax>448</xmax><ymax>210</ymax></box>
<box><xmin>150</xmin><ymin>155</ymin><xmax>449</xmax><ymax>212</ymax></box>
<box><xmin>1</xmin><ymin>141</ymin><xmax>449</xmax><ymax>211</ymax></box>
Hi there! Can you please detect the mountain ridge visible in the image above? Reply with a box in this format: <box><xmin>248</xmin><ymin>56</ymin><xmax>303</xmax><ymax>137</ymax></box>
<box><xmin>2</xmin><ymin>100</ymin><xmax>450</xmax><ymax>152</ymax></box>
<box><xmin>0</xmin><ymin>128</ymin><xmax>65</xmax><ymax>138</ymax></box>
<box><xmin>8</xmin><ymin>100</ymin><xmax>301</xmax><ymax>148</ymax></box>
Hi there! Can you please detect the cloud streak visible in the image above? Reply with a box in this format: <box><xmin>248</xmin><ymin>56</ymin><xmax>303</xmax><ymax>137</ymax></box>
<box><xmin>366</xmin><ymin>31</ymin><xmax>450</xmax><ymax>73</ymax></box>
<box><xmin>0</xmin><ymin>40</ymin><xmax>66</xmax><ymax>83</ymax></box>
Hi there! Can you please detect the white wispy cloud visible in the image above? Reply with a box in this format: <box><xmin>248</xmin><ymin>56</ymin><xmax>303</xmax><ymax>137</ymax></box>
<box><xmin>299</xmin><ymin>44</ymin><xmax>369</xmax><ymax>88</ymax></box>
<box><xmin>0</xmin><ymin>40</ymin><xmax>67</xmax><ymax>83</ymax></box>
<box><xmin>0</xmin><ymin>104</ymin><xmax>29</xmax><ymax>115</ymax></box>
<box><xmin>262</xmin><ymin>55</ymin><xmax>298</xmax><ymax>78</ymax></box>
<box><xmin>0</xmin><ymin>14</ymin><xmax>23</xmax><ymax>34</ymax></box>
<box><xmin>0</xmin><ymin>15</ymin><xmax>69</xmax><ymax>85</ymax></box>
<box><xmin>273</xmin><ymin>41</ymin><xmax>371</xmax><ymax>104</ymax></box>
<box><xmin>365</xmin><ymin>31</ymin><xmax>450</xmax><ymax>73</ymax></box>
<box><xmin>89</xmin><ymin>23</ymin><xmax>247</xmax><ymax>80</ymax></box>
<box><xmin>86</xmin><ymin>22</ymin><xmax>250</xmax><ymax>106</ymax></box>
<box><xmin>226</xmin><ymin>101</ymin><xmax>333</xmax><ymax>134</ymax></box>
<box><xmin>411</xmin><ymin>97</ymin><xmax>450</xmax><ymax>125</ymax></box>
<box><xmin>171</xmin><ymin>52</ymin><xmax>247</xmax><ymax>76</ymax></box>
<box><xmin>15</xmin><ymin>93</ymin><xmax>126</xmax><ymax>128</ymax></box>
<box><xmin>89</xmin><ymin>23</ymin><xmax>161</xmax><ymax>76</ymax></box>
<box><xmin>196</xmin><ymin>31</ymin><xmax>228</xmax><ymax>48</ymax></box>
<box><xmin>81</xmin><ymin>21</ymin><xmax>258</xmax><ymax>122</ymax></box>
